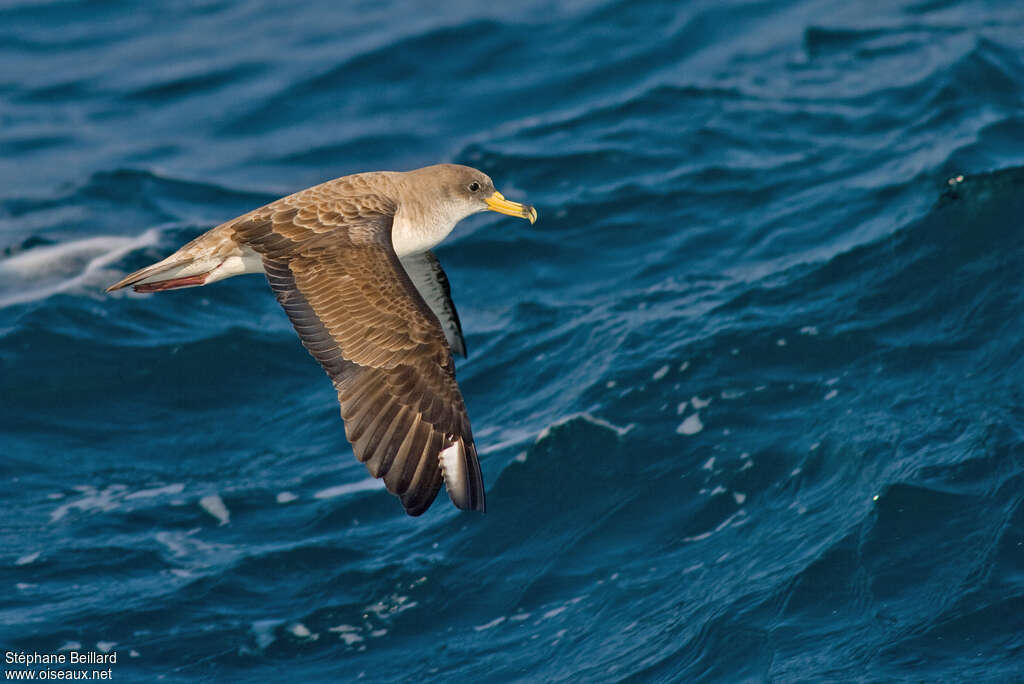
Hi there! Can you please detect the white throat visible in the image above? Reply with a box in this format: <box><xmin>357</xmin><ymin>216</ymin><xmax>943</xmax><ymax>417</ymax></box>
<box><xmin>390</xmin><ymin>202</ymin><xmax>474</xmax><ymax>257</ymax></box>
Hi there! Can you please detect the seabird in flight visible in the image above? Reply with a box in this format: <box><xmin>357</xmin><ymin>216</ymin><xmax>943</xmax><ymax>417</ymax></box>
<box><xmin>107</xmin><ymin>164</ymin><xmax>537</xmax><ymax>516</ymax></box>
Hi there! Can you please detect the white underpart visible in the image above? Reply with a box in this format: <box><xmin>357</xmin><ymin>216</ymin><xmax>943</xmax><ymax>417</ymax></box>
<box><xmin>205</xmin><ymin>247</ymin><xmax>264</xmax><ymax>283</ymax></box>
<box><xmin>133</xmin><ymin>193</ymin><xmax>473</xmax><ymax>288</ymax></box>
<box><xmin>439</xmin><ymin>439</ymin><xmax>466</xmax><ymax>501</ymax></box>
<box><xmin>134</xmin><ymin>245</ymin><xmax>263</xmax><ymax>286</ymax></box>
<box><xmin>129</xmin><ymin>190</ymin><xmax>478</xmax><ymax>291</ymax></box>
<box><xmin>391</xmin><ymin>201</ymin><xmax>475</xmax><ymax>257</ymax></box>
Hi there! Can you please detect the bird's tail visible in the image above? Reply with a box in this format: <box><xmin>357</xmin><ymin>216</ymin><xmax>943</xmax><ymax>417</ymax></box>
<box><xmin>106</xmin><ymin>224</ymin><xmax>257</xmax><ymax>294</ymax></box>
<box><xmin>105</xmin><ymin>255</ymin><xmax>218</xmax><ymax>293</ymax></box>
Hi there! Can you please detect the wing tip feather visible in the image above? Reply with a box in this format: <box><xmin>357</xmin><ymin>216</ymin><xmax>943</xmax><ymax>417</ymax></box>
<box><xmin>439</xmin><ymin>438</ymin><xmax>486</xmax><ymax>513</ymax></box>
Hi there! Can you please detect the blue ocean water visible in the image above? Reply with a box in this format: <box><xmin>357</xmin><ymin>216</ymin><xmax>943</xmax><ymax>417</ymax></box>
<box><xmin>2</xmin><ymin>0</ymin><xmax>1023</xmax><ymax>680</ymax></box>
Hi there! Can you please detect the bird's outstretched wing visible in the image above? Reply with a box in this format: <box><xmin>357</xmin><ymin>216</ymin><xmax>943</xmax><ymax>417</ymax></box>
<box><xmin>230</xmin><ymin>191</ymin><xmax>485</xmax><ymax>516</ymax></box>
<box><xmin>399</xmin><ymin>250</ymin><xmax>467</xmax><ymax>358</ymax></box>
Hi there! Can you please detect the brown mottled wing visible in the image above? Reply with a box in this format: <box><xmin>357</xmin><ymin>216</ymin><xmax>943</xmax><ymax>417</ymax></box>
<box><xmin>231</xmin><ymin>191</ymin><xmax>485</xmax><ymax>516</ymax></box>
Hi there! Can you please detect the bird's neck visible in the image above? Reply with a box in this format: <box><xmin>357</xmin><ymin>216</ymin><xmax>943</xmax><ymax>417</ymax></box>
<box><xmin>391</xmin><ymin>203</ymin><xmax>461</xmax><ymax>257</ymax></box>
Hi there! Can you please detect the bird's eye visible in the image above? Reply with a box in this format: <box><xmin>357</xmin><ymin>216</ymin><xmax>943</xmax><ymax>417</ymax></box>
<box><xmin>468</xmin><ymin>181</ymin><xmax>481</xmax><ymax>192</ymax></box>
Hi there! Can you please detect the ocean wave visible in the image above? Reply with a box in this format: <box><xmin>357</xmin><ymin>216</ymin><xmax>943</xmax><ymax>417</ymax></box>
<box><xmin>0</xmin><ymin>229</ymin><xmax>160</xmax><ymax>307</ymax></box>
<box><xmin>3</xmin><ymin>0</ymin><xmax>1024</xmax><ymax>680</ymax></box>
<box><xmin>118</xmin><ymin>62</ymin><xmax>266</xmax><ymax>103</ymax></box>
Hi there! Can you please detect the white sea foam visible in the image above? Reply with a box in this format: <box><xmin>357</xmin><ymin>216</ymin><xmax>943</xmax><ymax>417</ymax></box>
<box><xmin>652</xmin><ymin>364</ymin><xmax>669</xmax><ymax>380</ymax></box>
<box><xmin>478</xmin><ymin>425</ymin><xmax>537</xmax><ymax>455</ymax></box>
<box><xmin>124</xmin><ymin>483</ymin><xmax>185</xmax><ymax>500</ymax></box>
<box><xmin>541</xmin><ymin>606</ymin><xmax>567</xmax><ymax>619</ymax></box>
<box><xmin>684</xmin><ymin>530</ymin><xmax>713</xmax><ymax>542</ymax></box>
<box><xmin>535</xmin><ymin>412</ymin><xmax>634</xmax><ymax>443</ymax></box>
<box><xmin>154</xmin><ymin>528</ymin><xmax>227</xmax><ymax>560</ymax></box>
<box><xmin>313</xmin><ymin>478</ymin><xmax>385</xmax><ymax>499</ymax></box>
<box><xmin>682</xmin><ymin>510</ymin><xmax>747</xmax><ymax>543</ymax></box>
<box><xmin>15</xmin><ymin>551</ymin><xmax>40</xmax><ymax>566</ymax></box>
<box><xmin>474</xmin><ymin>616</ymin><xmax>506</xmax><ymax>631</ymax></box>
<box><xmin>0</xmin><ymin>229</ymin><xmax>161</xmax><ymax>307</ymax></box>
<box><xmin>199</xmin><ymin>495</ymin><xmax>230</xmax><ymax>525</ymax></box>
<box><xmin>251</xmin><ymin>619</ymin><xmax>282</xmax><ymax>650</ymax></box>
<box><xmin>276</xmin><ymin>491</ymin><xmax>298</xmax><ymax>504</ymax></box>
<box><xmin>50</xmin><ymin>484</ymin><xmax>126</xmax><ymax>522</ymax></box>
<box><xmin>364</xmin><ymin>594</ymin><xmax>418</xmax><ymax>618</ymax></box>
<box><xmin>289</xmin><ymin>623</ymin><xmax>316</xmax><ymax>640</ymax></box>
<box><xmin>676</xmin><ymin>413</ymin><xmax>704</xmax><ymax>435</ymax></box>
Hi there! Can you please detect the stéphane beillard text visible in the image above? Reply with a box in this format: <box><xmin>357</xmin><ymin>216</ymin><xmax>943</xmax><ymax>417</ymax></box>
<box><xmin>5</xmin><ymin>651</ymin><xmax>117</xmax><ymax>665</ymax></box>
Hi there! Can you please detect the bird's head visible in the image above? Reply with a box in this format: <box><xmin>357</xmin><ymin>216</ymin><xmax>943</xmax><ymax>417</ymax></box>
<box><xmin>408</xmin><ymin>164</ymin><xmax>537</xmax><ymax>226</ymax></box>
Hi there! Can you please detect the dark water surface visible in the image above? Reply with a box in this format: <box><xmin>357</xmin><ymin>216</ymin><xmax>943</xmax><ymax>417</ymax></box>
<box><xmin>2</xmin><ymin>1</ymin><xmax>1023</xmax><ymax>681</ymax></box>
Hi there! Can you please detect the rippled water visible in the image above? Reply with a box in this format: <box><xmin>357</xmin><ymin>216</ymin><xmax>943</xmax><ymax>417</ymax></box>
<box><xmin>2</xmin><ymin>1</ymin><xmax>1023</xmax><ymax>681</ymax></box>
